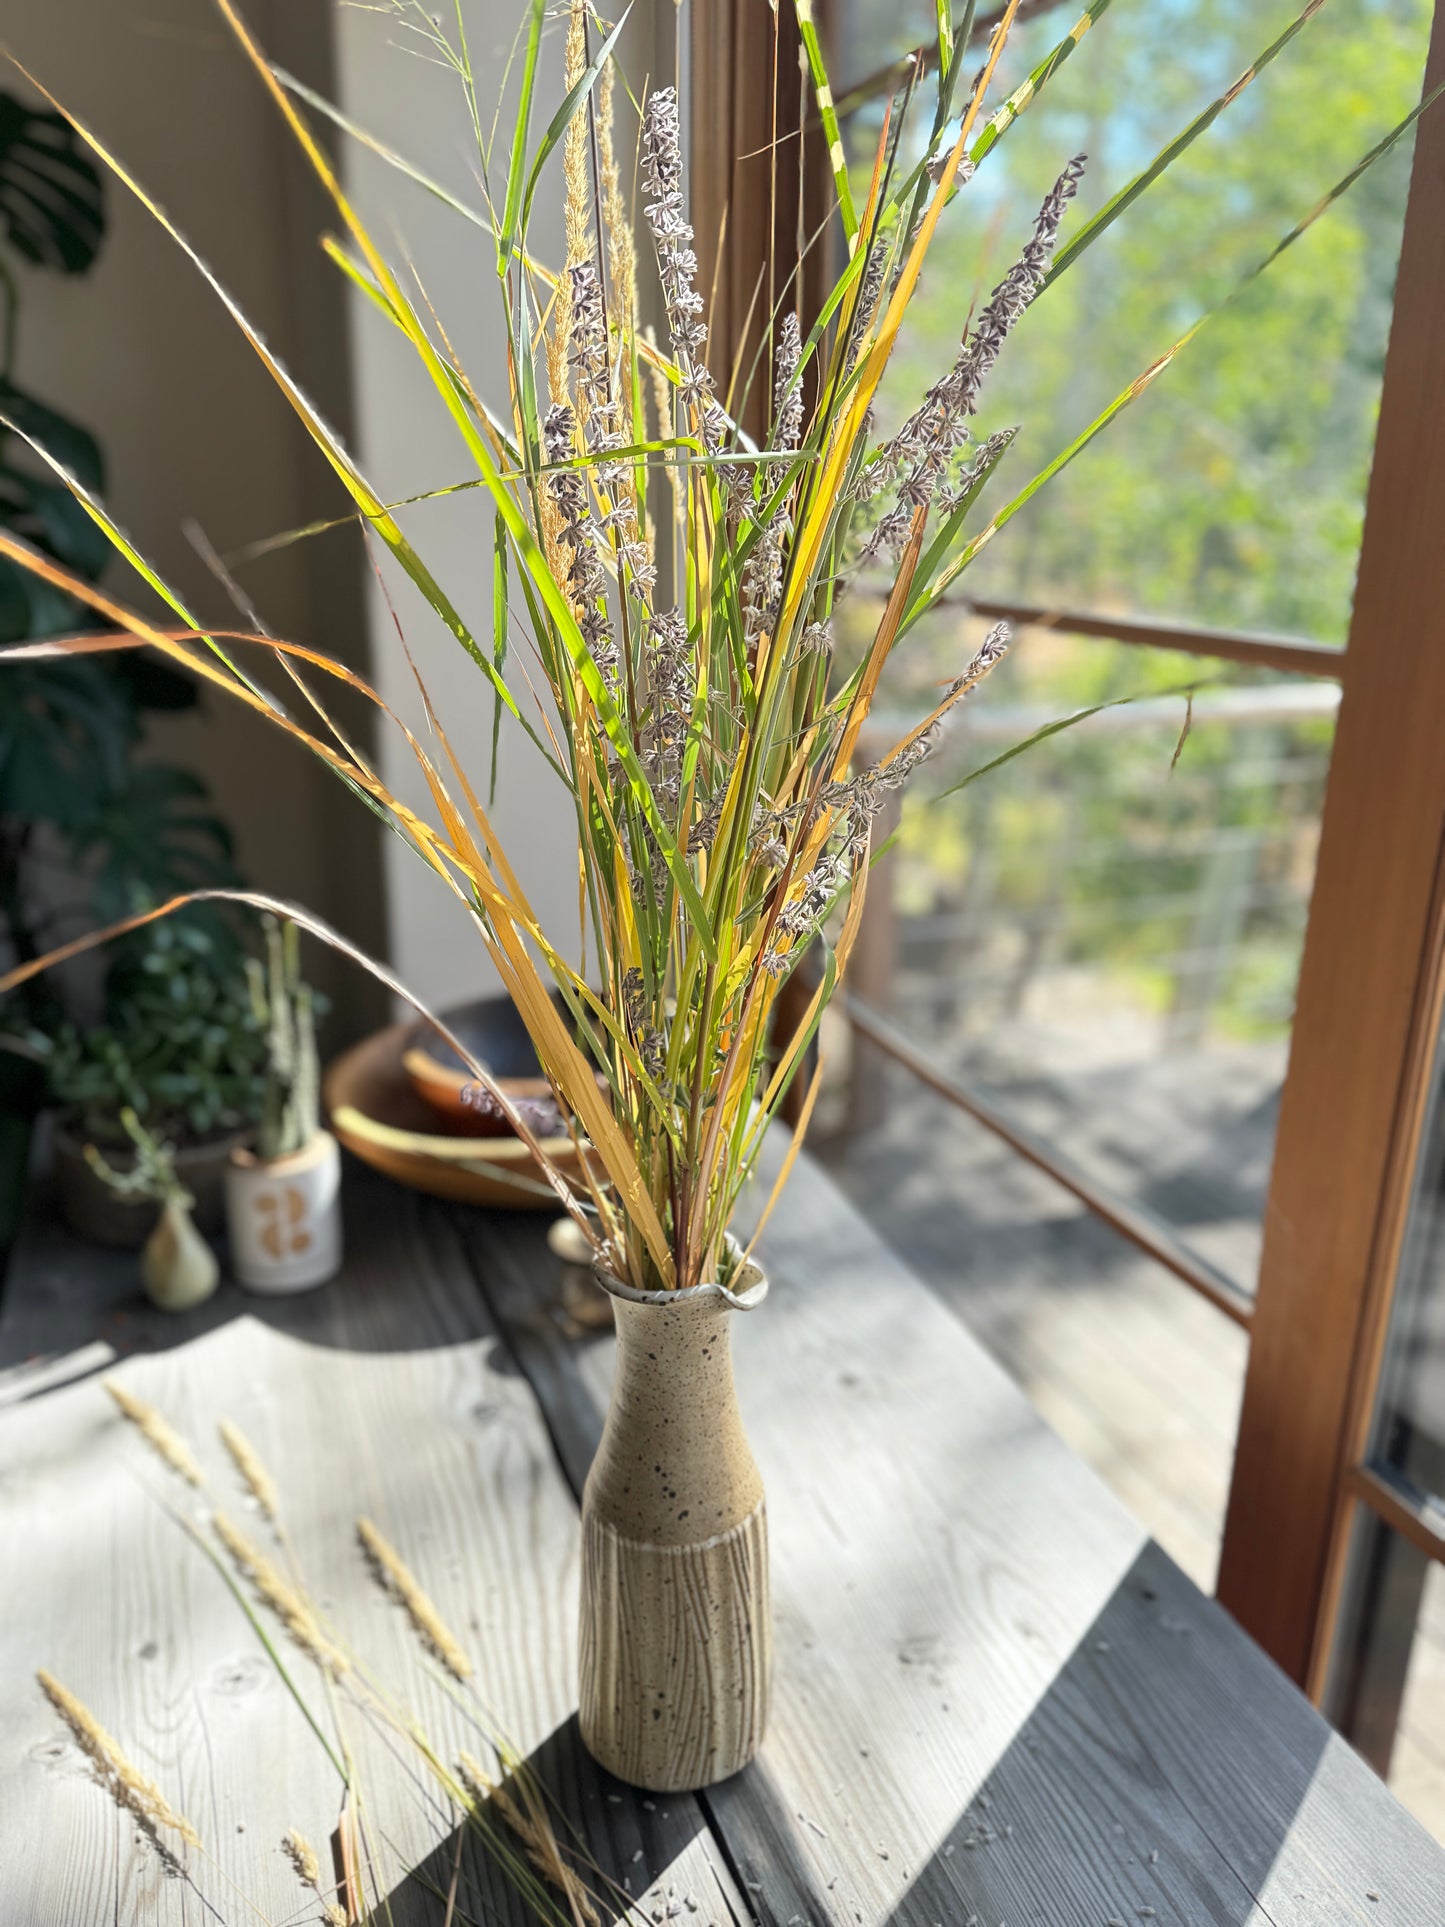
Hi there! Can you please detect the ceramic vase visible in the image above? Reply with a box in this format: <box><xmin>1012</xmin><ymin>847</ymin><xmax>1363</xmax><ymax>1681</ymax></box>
<box><xmin>578</xmin><ymin>1254</ymin><xmax>770</xmax><ymax>1791</ymax></box>
<box><xmin>224</xmin><ymin>1129</ymin><xmax>342</xmax><ymax>1293</ymax></box>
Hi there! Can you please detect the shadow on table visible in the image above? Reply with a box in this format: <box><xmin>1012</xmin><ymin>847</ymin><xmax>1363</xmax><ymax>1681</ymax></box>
<box><xmin>875</xmin><ymin>1544</ymin><xmax>1337</xmax><ymax>1927</ymax></box>
<box><xmin>363</xmin><ymin>1554</ymin><xmax>1346</xmax><ymax>1927</ymax></box>
<box><xmin>0</xmin><ymin>1161</ymin><xmax>564</xmax><ymax>1398</ymax></box>
<box><xmin>374</xmin><ymin>1712</ymin><xmax>738</xmax><ymax>1927</ymax></box>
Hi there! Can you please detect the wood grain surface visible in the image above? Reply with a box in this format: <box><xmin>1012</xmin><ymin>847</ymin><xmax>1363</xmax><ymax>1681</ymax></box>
<box><xmin>452</xmin><ymin>1145</ymin><xmax>1445</xmax><ymax>1927</ymax></box>
<box><xmin>4</xmin><ymin>1145</ymin><xmax>1445</xmax><ymax>1925</ymax></box>
<box><xmin>0</xmin><ymin>1170</ymin><xmax>746</xmax><ymax>1926</ymax></box>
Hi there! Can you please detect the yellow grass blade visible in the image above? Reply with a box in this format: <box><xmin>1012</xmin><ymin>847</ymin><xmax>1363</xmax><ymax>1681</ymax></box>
<box><xmin>741</xmin><ymin>1053</ymin><xmax>826</xmax><ymax>1267</ymax></box>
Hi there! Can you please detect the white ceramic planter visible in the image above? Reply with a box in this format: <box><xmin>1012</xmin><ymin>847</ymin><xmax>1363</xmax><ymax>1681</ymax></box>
<box><xmin>225</xmin><ymin>1130</ymin><xmax>342</xmax><ymax>1293</ymax></box>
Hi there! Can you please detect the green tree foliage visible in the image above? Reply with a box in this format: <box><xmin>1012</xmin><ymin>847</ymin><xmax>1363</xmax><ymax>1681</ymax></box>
<box><xmin>848</xmin><ymin>0</ymin><xmax>1429</xmax><ymax>1053</ymax></box>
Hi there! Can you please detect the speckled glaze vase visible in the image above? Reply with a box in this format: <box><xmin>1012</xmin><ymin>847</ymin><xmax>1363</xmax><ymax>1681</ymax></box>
<box><xmin>578</xmin><ymin>1256</ymin><xmax>770</xmax><ymax>1792</ymax></box>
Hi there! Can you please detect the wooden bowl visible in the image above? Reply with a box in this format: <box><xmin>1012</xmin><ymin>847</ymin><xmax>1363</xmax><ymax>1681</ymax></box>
<box><xmin>323</xmin><ymin>1019</ymin><xmax>582</xmax><ymax>1211</ymax></box>
<box><xmin>401</xmin><ymin>994</ymin><xmax>561</xmax><ymax>1133</ymax></box>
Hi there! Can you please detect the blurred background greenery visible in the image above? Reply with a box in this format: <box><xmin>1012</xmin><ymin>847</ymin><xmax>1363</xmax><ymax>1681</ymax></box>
<box><xmin>829</xmin><ymin>0</ymin><xmax>1431</xmax><ymax>1294</ymax></box>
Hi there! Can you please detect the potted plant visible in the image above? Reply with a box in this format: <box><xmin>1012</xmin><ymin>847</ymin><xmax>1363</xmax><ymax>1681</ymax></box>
<box><xmin>0</xmin><ymin>0</ymin><xmax>1425</xmax><ymax>1790</ymax></box>
<box><xmin>0</xmin><ymin>88</ymin><xmax>243</xmax><ymax>1246</ymax></box>
<box><xmin>20</xmin><ymin>917</ymin><xmax>265</xmax><ymax>1246</ymax></box>
<box><xmin>84</xmin><ymin>1105</ymin><xmax>219</xmax><ymax>1312</ymax></box>
<box><xmin>224</xmin><ymin>915</ymin><xmax>340</xmax><ymax>1294</ymax></box>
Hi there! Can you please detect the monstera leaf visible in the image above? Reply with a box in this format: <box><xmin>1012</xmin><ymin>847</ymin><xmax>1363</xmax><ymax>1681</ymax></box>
<box><xmin>0</xmin><ymin>91</ymin><xmax>103</xmax><ymax>274</ymax></box>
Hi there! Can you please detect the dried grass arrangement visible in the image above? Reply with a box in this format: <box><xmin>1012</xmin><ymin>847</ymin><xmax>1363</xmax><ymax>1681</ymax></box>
<box><xmin>0</xmin><ymin>0</ymin><xmax>1434</xmax><ymax>1291</ymax></box>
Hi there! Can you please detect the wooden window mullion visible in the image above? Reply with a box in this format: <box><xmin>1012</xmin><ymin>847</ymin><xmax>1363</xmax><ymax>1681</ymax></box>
<box><xmin>1216</xmin><ymin>0</ymin><xmax>1445</xmax><ymax>1691</ymax></box>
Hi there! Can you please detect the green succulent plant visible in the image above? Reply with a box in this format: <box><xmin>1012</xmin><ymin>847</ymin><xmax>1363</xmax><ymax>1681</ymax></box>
<box><xmin>33</xmin><ymin>918</ymin><xmax>266</xmax><ymax>1147</ymax></box>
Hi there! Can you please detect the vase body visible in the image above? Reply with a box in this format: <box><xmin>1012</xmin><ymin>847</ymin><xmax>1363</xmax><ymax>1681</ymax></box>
<box><xmin>141</xmin><ymin>1198</ymin><xmax>220</xmax><ymax>1313</ymax></box>
<box><xmin>225</xmin><ymin>1130</ymin><xmax>342</xmax><ymax>1293</ymax></box>
<box><xmin>579</xmin><ymin>1261</ymin><xmax>770</xmax><ymax>1791</ymax></box>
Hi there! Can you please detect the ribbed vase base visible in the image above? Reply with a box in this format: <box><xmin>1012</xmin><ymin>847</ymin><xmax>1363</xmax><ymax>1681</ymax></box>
<box><xmin>578</xmin><ymin>1499</ymin><xmax>770</xmax><ymax>1792</ymax></box>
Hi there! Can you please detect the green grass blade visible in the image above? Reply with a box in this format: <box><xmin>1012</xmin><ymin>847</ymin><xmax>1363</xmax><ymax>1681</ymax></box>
<box><xmin>936</xmin><ymin>0</ymin><xmax>955</xmax><ymax>76</ymax></box>
<box><xmin>0</xmin><ymin>414</ymin><xmax>262</xmax><ymax>694</ymax></box>
<box><xmin>1043</xmin><ymin>0</ymin><xmax>1328</xmax><ymax>288</ymax></box>
<box><xmin>795</xmin><ymin>0</ymin><xmax>858</xmax><ymax>246</ymax></box>
<box><xmin>274</xmin><ymin>68</ymin><xmax>493</xmax><ymax>233</ymax></box>
<box><xmin>908</xmin><ymin>425</ymin><xmax>1018</xmax><ymax>609</ymax></box>
<box><xmin>497</xmin><ymin>0</ymin><xmax>546</xmax><ymax>273</ymax></box>
<box><xmin>970</xmin><ymin>0</ymin><xmax>1115</xmax><ymax>163</ymax></box>
<box><xmin>905</xmin><ymin>75</ymin><xmax>1445</xmax><ymax>633</ymax></box>
<box><xmin>489</xmin><ymin>511</ymin><xmax>507</xmax><ymax>807</ymax></box>
<box><xmin>929</xmin><ymin>678</ymin><xmax>1217</xmax><ymax>803</ymax></box>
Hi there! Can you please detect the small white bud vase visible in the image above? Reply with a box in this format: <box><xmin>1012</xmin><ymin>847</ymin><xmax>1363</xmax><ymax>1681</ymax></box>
<box><xmin>225</xmin><ymin>1129</ymin><xmax>342</xmax><ymax>1293</ymax></box>
<box><xmin>579</xmin><ymin>1254</ymin><xmax>770</xmax><ymax>1792</ymax></box>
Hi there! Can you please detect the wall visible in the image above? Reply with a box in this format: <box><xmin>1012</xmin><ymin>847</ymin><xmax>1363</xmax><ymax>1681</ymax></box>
<box><xmin>6</xmin><ymin>0</ymin><xmax>386</xmax><ymax>1035</ymax></box>
<box><xmin>9</xmin><ymin>0</ymin><xmax>674</xmax><ymax>1032</ymax></box>
<box><xmin>333</xmin><ymin>0</ymin><xmax>674</xmax><ymax>1017</ymax></box>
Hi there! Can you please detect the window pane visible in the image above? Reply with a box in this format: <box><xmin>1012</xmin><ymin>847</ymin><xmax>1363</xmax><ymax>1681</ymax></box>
<box><xmin>834</xmin><ymin>625</ymin><xmax>1335</xmax><ymax>1298</ymax></box>
<box><xmin>1327</xmin><ymin>1510</ymin><xmax>1445</xmax><ymax>1846</ymax></box>
<box><xmin>1368</xmin><ymin>970</ymin><xmax>1445</xmax><ymax>1506</ymax></box>
<box><xmin>840</xmin><ymin>0</ymin><xmax>1430</xmax><ymax>644</ymax></box>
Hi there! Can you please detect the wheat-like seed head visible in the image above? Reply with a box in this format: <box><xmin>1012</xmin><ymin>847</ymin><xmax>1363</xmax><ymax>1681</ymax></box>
<box><xmin>104</xmin><ymin>1377</ymin><xmax>202</xmax><ymax>1485</ymax></box>
<box><xmin>219</xmin><ymin>1419</ymin><xmax>279</xmax><ymax>1522</ymax></box>
<box><xmin>38</xmin><ymin>1669</ymin><xmax>200</xmax><ymax>1848</ymax></box>
<box><xmin>283</xmin><ymin>1827</ymin><xmax>346</xmax><ymax>1925</ymax></box>
<box><xmin>283</xmin><ymin>1827</ymin><xmax>321</xmax><ymax>1885</ymax></box>
<box><xmin>357</xmin><ymin>1516</ymin><xmax>473</xmax><ymax>1681</ymax></box>
<box><xmin>458</xmin><ymin>1752</ymin><xmax>601</xmax><ymax>1926</ymax></box>
<box><xmin>213</xmin><ymin>1513</ymin><xmax>349</xmax><ymax>1677</ymax></box>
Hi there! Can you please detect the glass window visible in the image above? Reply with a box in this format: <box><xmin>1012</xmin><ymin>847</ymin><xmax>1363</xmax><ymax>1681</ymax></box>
<box><xmin>1314</xmin><ymin>938</ymin><xmax>1445</xmax><ymax>1841</ymax></box>
<box><xmin>838</xmin><ymin>621</ymin><xmax>1334</xmax><ymax>1297</ymax></box>
<box><xmin>840</xmin><ymin>0</ymin><xmax>1431</xmax><ymax>644</ymax></box>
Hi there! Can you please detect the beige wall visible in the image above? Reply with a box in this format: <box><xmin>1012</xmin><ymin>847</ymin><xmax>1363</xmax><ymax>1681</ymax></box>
<box><xmin>332</xmin><ymin>1</ymin><xmax>577</xmax><ymax>1016</ymax></box>
<box><xmin>333</xmin><ymin>0</ymin><xmax>675</xmax><ymax>1018</ymax></box>
<box><xmin>7</xmin><ymin>0</ymin><xmax>386</xmax><ymax>1036</ymax></box>
<box><xmin>10</xmin><ymin>0</ymin><xmax>673</xmax><ymax>1033</ymax></box>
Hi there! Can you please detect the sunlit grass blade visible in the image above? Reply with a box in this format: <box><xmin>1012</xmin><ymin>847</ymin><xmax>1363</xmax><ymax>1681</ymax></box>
<box><xmin>795</xmin><ymin>0</ymin><xmax>858</xmax><ymax>247</ymax></box>
<box><xmin>906</xmin><ymin>75</ymin><xmax>1444</xmax><ymax>631</ymax></box>
<box><xmin>12</xmin><ymin>56</ymin><xmax>537</xmax><ymax>742</ymax></box>
<box><xmin>970</xmin><ymin>0</ymin><xmax>1115</xmax><ymax>163</ymax></box>
<box><xmin>1043</xmin><ymin>0</ymin><xmax>1328</xmax><ymax>287</ymax></box>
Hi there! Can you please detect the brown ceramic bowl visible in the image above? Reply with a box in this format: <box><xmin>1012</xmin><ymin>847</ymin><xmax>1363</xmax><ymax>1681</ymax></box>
<box><xmin>400</xmin><ymin>994</ymin><xmax>563</xmax><ymax>1133</ymax></box>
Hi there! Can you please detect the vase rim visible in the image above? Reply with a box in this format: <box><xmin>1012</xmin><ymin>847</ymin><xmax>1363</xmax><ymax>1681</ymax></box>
<box><xmin>593</xmin><ymin>1236</ymin><xmax>768</xmax><ymax>1311</ymax></box>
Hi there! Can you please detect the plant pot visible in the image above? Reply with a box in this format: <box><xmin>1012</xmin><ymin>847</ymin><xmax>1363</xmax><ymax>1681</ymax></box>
<box><xmin>54</xmin><ymin>1124</ymin><xmax>250</xmax><ymax>1249</ymax></box>
<box><xmin>224</xmin><ymin>1129</ymin><xmax>342</xmax><ymax>1293</ymax></box>
<box><xmin>579</xmin><ymin>1254</ymin><xmax>770</xmax><ymax>1792</ymax></box>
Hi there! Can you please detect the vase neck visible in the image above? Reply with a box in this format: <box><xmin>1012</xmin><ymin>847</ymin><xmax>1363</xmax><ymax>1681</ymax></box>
<box><xmin>589</xmin><ymin>1292</ymin><xmax>762</xmax><ymax>1546</ymax></box>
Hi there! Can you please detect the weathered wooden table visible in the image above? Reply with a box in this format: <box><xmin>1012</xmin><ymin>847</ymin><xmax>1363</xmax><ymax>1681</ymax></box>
<box><xmin>3</xmin><ymin>1144</ymin><xmax>1442</xmax><ymax>1925</ymax></box>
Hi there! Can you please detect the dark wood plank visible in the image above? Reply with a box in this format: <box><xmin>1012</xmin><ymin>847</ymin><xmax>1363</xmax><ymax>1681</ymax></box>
<box><xmin>0</xmin><ymin>1164</ymin><xmax>748</xmax><ymax>1926</ymax></box>
<box><xmin>452</xmin><ymin>1140</ymin><xmax>1445</xmax><ymax>1926</ymax></box>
